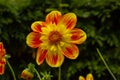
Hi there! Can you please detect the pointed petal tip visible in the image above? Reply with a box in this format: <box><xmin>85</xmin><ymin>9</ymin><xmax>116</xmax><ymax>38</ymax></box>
<box><xmin>31</xmin><ymin>21</ymin><xmax>45</xmax><ymax>32</ymax></box>
<box><xmin>60</xmin><ymin>13</ymin><xmax>77</xmax><ymax>29</ymax></box>
<box><xmin>0</xmin><ymin>63</ymin><xmax>5</xmax><ymax>75</ymax></box>
<box><xmin>63</xmin><ymin>44</ymin><xmax>79</xmax><ymax>59</ymax></box>
<box><xmin>36</xmin><ymin>48</ymin><xmax>47</xmax><ymax>65</ymax></box>
<box><xmin>46</xmin><ymin>51</ymin><xmax>64</xmax><ymax>67</ymax></box>
<box><xmin>46</xmin><ymin>11</ymin><xmax>62</xmax><ymax>24</ymax></box>
<box><xmin>26</xmin><ymin>32</ymin><xmax>42</xmax><ymax>48</ymax></box>
<box><xmin>71</xmin><ymin>28</ymin><xmax>87</xmax><ymax>44</ymax></box>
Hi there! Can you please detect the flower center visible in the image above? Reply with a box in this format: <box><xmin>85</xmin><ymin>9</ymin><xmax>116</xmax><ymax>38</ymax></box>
<box><xmin>48</xmin><ymin>31</ymin><xmax>62</xmax><ymax>44</ymax></box>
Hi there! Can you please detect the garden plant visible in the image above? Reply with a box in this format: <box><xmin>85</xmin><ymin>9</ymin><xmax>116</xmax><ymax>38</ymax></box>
<box><xmin>0</xmin><ymin>0</ymin><xmax>120</xmax><ymax>80</ymax></box>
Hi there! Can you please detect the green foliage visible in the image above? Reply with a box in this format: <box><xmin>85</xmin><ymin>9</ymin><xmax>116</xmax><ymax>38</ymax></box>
<box><xmin>0</xmin><ymin>0</ymin><xmax>120</xmax><ymax>80</ymax></box>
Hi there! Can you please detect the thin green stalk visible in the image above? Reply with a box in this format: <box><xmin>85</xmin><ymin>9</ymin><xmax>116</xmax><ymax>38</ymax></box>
<box><xmin>6</xmin><ymin>60</ymin><xmax>16</xmax><ymax>80</ymax></box>
<box><xmin>58</xmin><ymin>66</ymin><xmax>61</xmax><ymax>80</ymax></box>
<box><xmin>96</xmin><ymin>48</ymin><xmax>117</xmax><ymax>80</ymax></box>
<box><xmin>34</xmin><ymin>68</ymin><xmax>42</xmax><ymax>80</ymax></box>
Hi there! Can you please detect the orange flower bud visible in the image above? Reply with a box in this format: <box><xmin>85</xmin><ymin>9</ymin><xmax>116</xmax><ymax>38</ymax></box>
<box><xmin>21</xmin><ymin>69</ymin><xmax>34</xmax><ymax>80</ymax></box>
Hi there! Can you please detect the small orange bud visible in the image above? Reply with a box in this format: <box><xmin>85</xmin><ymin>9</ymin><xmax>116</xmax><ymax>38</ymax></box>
<box><xmin>21</xmin><ymin>69</ymin><xmax>34</xmax><ymax>80</ymax></box>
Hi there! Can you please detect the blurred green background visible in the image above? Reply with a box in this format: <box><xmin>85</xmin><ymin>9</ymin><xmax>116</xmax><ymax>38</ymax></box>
<box><xmin>0</xmin><ymin>0</ymin><xmax>120</xmax><ymax>80</ymax></box>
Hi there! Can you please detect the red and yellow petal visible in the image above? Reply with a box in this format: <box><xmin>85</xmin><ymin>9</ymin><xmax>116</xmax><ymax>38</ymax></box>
<box><xmin>36</xmin><ymin>48</ymin><xmax>47</xmax><ymax>65</ymax></box>
<box><xmin>31</xmin><ymin>21</ymin><xmax>46</xmax><ymax>32</ymax></box>
<box><xmin>0</xmin><ymin>64</ymin><xmax>5</xmax><ymax>75</ymax></box>
<box><xmin>59</xmin><ymin>13</ymin><xmax>77</xmax><ymax>29</ymax></box>
<box><xmin>0</xmin><ymin>42</ymin><xmax>3</xmax><ymax>52</ymax></box>
<box><xmin>71</xmin><ymin>28</ymin><xmax>87</xmax><ymax>44</ymax></box>
<box><xmin>0</xmin><ymin>58</ymin><xmax>6</xmax><ymax>75</ymax></box>
<box><xmin>62</xmin><ymin>44</ymin><xmax>79</xmax><ymax>59</ymax></box>
<box><xmin>0</xmin><ymin>49</ymin><xmax>6</xmax><ymax>60</ymax></box>
<box><xmin>46</xmin><ymin>51</ymin><xmax>64</xmax><ymax>67</ymax></box>
<box><xmin>0</xmin><ymin>42</ymin><xmax>6</xmax><ymax>60</ymax></box>
<box><xmin>46</xmin><ymin>11</ymin><xmax>62</xmax><ymax>24</ymax></box>
<box><xmin>26</xmin><ymin>32</ymin><xmax>42</xmax><ymax>48</ymax></box>
<box><xmin>0</xmin><ymin>42</ymin><xmax>6</xmax><ymax>54</ymax></box>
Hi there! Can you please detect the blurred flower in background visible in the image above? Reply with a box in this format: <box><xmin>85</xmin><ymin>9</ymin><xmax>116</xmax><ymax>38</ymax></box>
<box><xmin>79</xmin><ymin>73</ymin><xmax>94</xmax><ymax>80</ymax></box>
<box><xmin>0</xmin><ymin>42</ymin><xmax>6</xmax><ymax>75</ymax></box>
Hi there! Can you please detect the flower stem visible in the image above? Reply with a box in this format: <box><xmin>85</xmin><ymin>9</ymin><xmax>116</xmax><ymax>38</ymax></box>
<box><xmin>34</xmin><ymin>68</ymin><xmax>42</xmax><ymax>80</ymax></box>
<box><xmin>58</xmin><ymin>66</ymin><xmax>61</xmax><ymax>80</ymax></box>
<box><xmin>96</xmin><ymin>48</ymin><xmax>117</xmax><ymax>80</ymax></box>
<box><xmin>6</xmin><ymin>60</ymin><xmax>16</xmax><ymax>80</ymax></box>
